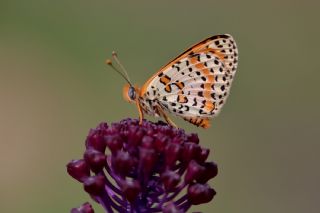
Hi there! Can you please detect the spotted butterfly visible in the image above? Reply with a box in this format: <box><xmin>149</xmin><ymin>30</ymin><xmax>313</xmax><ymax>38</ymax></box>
<box><xmin>107</xmin><ymin>34</ymin><xmax>238</xmax><ymax>128</ymax></box>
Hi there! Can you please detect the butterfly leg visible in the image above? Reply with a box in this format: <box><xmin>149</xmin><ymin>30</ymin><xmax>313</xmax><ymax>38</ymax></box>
<box><xmin>157</xmin><ymin>106</ymin><xmax>178</xmax><ymax>128</ymax></box>
<box><xmin>136</xmin><ymin>100</ymin><xmax>144</xmax><ymax>125</ymax></box>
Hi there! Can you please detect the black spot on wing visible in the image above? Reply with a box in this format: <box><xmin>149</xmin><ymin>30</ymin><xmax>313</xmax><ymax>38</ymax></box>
<box><xmin>192</xmin><ymin>97</ymin><xmax>197</xmax><ymax>106</ymax></box>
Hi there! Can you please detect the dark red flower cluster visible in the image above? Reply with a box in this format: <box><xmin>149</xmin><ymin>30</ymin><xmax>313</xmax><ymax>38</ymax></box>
<box><xmin>67</xmin><ymin>119</ymin><xmax>217</xmax><ymax>213</ymax></box>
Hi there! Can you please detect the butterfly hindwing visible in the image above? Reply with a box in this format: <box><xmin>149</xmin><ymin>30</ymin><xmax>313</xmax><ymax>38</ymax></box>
<box><xmin>141</xmin><ymin>34</ymin><xmax>238</xmax><ymax>127</ymax></box>
<box><xmin>158</xmin><ymin>52</ymin><xmax>229</xmax><ymax>116</ymax></box>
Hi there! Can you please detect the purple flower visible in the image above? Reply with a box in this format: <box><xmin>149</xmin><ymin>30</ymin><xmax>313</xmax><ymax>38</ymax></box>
<box><xmin>67</xmin><ymin>119</ymin><xmax>218</xmax><ymax>212</ymax></box>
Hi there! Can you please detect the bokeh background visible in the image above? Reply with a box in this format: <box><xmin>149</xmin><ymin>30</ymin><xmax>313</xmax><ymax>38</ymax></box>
<box><xmin>1</xmin><ymin>0</ymin><xmax>319</xmax><ymax>212</ymax></box>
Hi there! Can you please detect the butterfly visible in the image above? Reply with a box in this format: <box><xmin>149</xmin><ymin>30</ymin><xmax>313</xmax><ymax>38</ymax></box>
<box><xmin>106</xmin><ymin>34</ymin><xmax>238</xmax><ymax>128</ymax></box>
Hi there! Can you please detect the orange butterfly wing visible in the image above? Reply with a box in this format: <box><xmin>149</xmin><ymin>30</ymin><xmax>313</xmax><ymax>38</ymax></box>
<box><xmin>140</xmin><ymin>35</ymin><xmax>226</xmax><ymax>96</ymax></box>
<box><xmin>140</xmin><ymin>34</ymin><xmax>238</xmax><ymax>128</ymax></box>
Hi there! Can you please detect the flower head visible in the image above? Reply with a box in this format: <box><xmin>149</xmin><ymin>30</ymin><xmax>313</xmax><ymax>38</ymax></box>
<box><xmin>67</xmin><ymin>119</ymin><xmax>217</xmax><ymax>212</ymax></box>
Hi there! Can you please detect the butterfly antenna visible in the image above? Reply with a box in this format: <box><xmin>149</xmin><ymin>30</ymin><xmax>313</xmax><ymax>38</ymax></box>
<box><xmin>111</xmin><ymin>51</ymin><xmax>132</xmax><ymax>83</ymax></box>
<box><xmin>105</xmin><ymin>58</ymin><xmax>132</xmax><ymax>86</ymax></box>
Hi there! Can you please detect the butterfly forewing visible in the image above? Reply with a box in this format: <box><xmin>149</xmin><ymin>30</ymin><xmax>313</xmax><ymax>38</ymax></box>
<box><xmin>142</xmin><ymin>34</ymin><xmax>238</xmax><ymax>127</ymax></box>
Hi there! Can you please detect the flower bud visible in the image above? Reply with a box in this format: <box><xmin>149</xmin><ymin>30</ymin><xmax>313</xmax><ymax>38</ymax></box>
<box><xmin>165</xmin><ymin>143</ymin><xmax>181</xmax><ymax>168</ymax></box>
<box><xmin>67</xmin><ymin>159</ymin><xmax>90</xmax><ymax>182</ymax></box>
<box><xmin>187</xmin><ymin>133</ymin><xmax>199</xmax><ymax>144</ymax></box>
<box><xmin>139</xmin><ymin>148</ymin><xmax>157</xmax><ymax>176</ymax></box>
<box><xmin>154</xmin><ymin>133</ymin><xmax>169</xmax><ymax>152</ymax></box>
<box><xmin>181</xmin><ymin>142</ymin><xmax>201</xmax><ymax>164</ymax></box>
<box><xmin>161</xmin><ymin>170</ymin><xmax>180</xmax><ymax>192</ymax></box>
<box><xmin>197</xmin><ymin>162</ymin><xmax>218</xmax><ymax>183</ymax></box>
<box><xmin>187</xmin><ymin>183</ymin><xmax>216</xmax><ymax>205</ymax></box>
<box><xmin>141</xmin><ymin>135</ymin><xmax>154</xmax><ymax>148</ymax></box>
<box><xmin>184</xmin><ymin>160</ymin><xmax>205</xmax><ymax>183</ymax></box>
<box><xmin>105</xmin><ymin>135</ymin><xmax>123</xmax><ymax>153</ymax></box>
<box><xmin>83</xmin><ymin>175</ymin><xmax>105</xmax><ymax>196</ymax></box>
<box><xmin>121</xmin><ymin>179</ymin><xmax>141</xmax><ymax>202</ymax></box>
<box><xmin>84</xmin><ymin>149</ymin><xmax>106</xmax><ymax>173</ymax></box>
<box><xmin>111</xmin><ymin>151</ymin><xmax>136</xmax><ymax>176</ymax></box>
<box><xmin>85</xmin><ymin>132</ymin><xmax>106</xmax><ymax>153</ymax></box>
<box><xmin>198</xmin><ymin>148</ymin><xmax>210</xmax><ymax>163</ymax></box>
<box><xmin>127</xmin><ymin>126</ymin><xmax>144</xmax><ymax>146</ymax></box>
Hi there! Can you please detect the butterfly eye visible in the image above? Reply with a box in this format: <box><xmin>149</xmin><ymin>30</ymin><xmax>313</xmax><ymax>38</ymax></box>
<box><xmin>128</xmin><ymin>86</ymin><xmax>136</xmax><ymax>100</ymax></box>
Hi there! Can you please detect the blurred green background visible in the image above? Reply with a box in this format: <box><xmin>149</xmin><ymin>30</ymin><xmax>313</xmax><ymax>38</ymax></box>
<box><xmin>1</xmin><ymin>0</ymin><xmax>319</xmax><ymax>212</ymax></box>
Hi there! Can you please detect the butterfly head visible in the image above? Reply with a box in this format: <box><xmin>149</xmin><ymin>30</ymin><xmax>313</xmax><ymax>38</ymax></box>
<box><xmin>123</xmin><ymin>84</ymin><xmax>140</xmax><ymax>103</ymax></box>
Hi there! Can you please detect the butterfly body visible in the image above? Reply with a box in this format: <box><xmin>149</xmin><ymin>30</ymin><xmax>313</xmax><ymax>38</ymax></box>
<box><xmin>139</xmin><ymin>90</ymin><xmax>161</xmax><ymax>117</ymax></box>
<box><xmin>121</xmin><ymin>34</ymin><xmax>238</xmax><ymax>128</ymax></box>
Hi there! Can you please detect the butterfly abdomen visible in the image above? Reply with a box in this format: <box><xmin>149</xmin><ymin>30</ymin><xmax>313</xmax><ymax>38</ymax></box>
<box><xmin>183</xmin><ymin>117</ymin><xmax>210</xmax><ymax>129</ymax></box>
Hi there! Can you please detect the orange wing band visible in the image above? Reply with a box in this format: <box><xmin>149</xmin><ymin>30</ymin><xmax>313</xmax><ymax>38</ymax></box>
<box><xmin>183</xmin><ymin>117</ymin><xmax>211</xmax><ymax>129</ymax></box>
